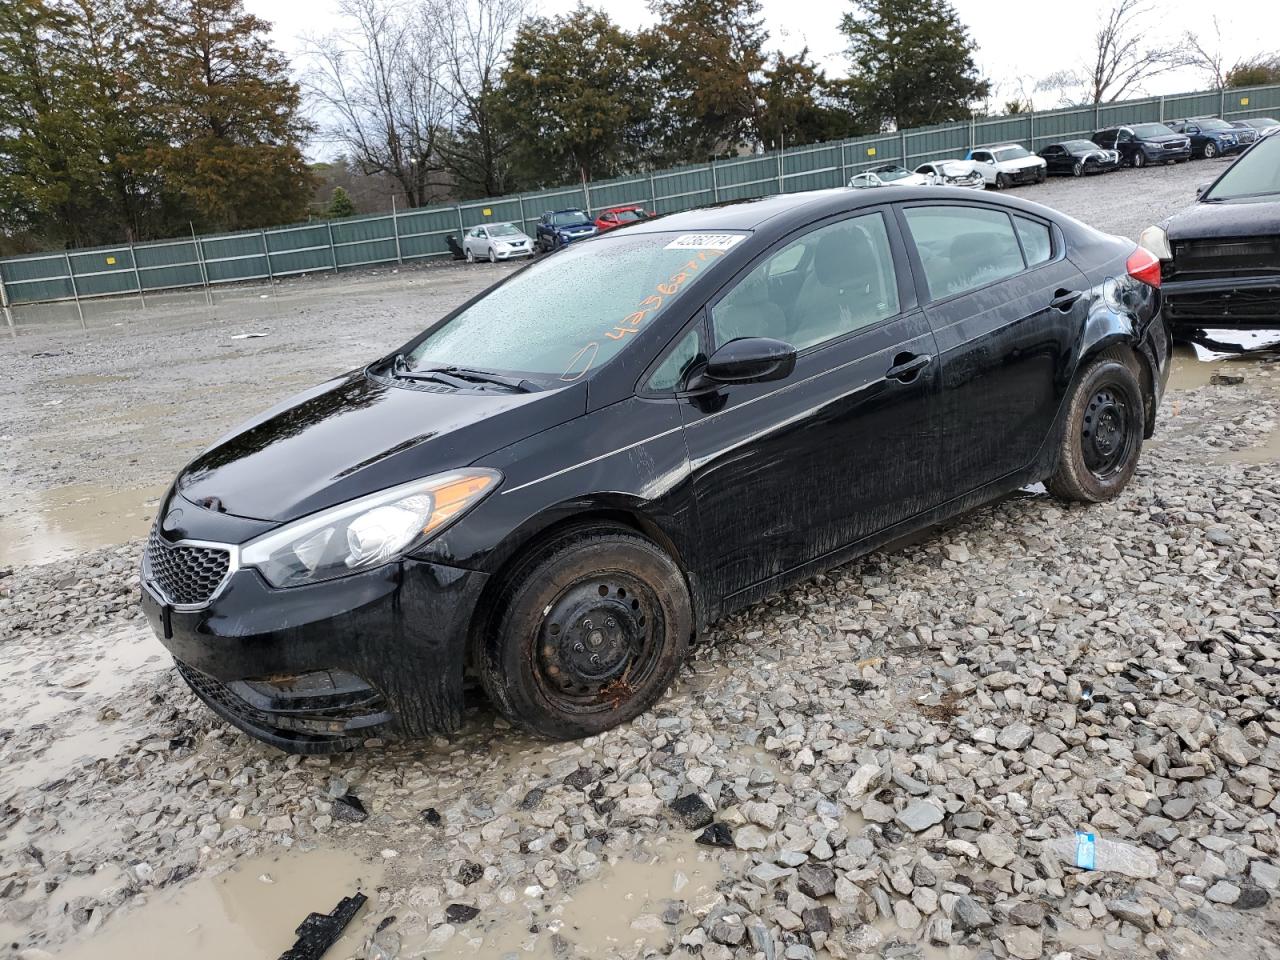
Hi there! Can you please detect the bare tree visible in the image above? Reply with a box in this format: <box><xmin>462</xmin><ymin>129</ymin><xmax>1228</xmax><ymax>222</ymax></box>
<box><xmin>304</xmin><ymin>0</ymin><xmax>449</xmax><ymax>208</ymax></box>
<box><xmin>433</xmin><ymin>0</ymin><xmax>527</xmax><ymax>198</ymax></box>
<box><xmin>1180</xmin><ymin>18</ymin><xmax>1227</xmax><ymax>90</ymax></box>
<box><xmin>1037</xmin><ymin>0</ymin><xmax>1179</xmax><ymax>105</ymax></box>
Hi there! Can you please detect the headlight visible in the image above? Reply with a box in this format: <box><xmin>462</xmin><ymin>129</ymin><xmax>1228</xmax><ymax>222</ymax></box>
<box><xmin>241</xmin><ymin>470</ymin><xmax>500</xmax><ymax>588</ymax></box>
<box><xmin>1138</xmin><ymin>225</ymin><xmax>1172</xmax><ymax>260</ymax></box>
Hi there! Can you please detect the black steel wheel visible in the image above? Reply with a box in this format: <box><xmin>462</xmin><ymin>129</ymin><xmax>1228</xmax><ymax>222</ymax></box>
<box><xmin>1046</xmin><ymin>357</ymin><xmax>1145</xmax><ymax>503</ymax></box>
<box><xmin>479</xmin><ymin>525</ymin><xmax>692</xmax><ymax>739</ymax></box>
<box><xmin>1072</xmin><ymin>161</ymin><xmax>1084</xmax><ymax>177</ymax></box>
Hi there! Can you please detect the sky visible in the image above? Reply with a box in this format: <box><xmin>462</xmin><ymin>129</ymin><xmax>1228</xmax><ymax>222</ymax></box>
<box><xmin>249</xmin><ymin>0</ymin><xmax>1280</xmax><ymax>157</ymax></box>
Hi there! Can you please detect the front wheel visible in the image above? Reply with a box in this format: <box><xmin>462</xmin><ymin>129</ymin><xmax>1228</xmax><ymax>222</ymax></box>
<box><xmin>1203</xmin><ymin>142</ymin><xmax>1217</xmax><ymax>159</ymax></box>
<box><xmin>1132</xmin><ymin>152</ymin><xmax>1146</xmax><ymax>169</ymax></box>
<box><xmin>479</xmin><ymin>526</ymin><xmax>692</xmax><ymax>739</ymax></box>
<box><xmin>1072</xmin><ymin>161</ymin><xmax>1084</xmax><ymax>177</ymax></box>
<box><xmin>465</xmin><ymin>247</ymin><xmax>475</xmax><ymax>263</ymax></box>
<box><xmin>994</xmin><ymin>173</ymin><xmax>1009</xmax><ymax>190</ymax></box>
<box><xmin>488</xmin><ymin>248</ymin><xmax>497</xmax><ymax>263</ymax></box>
<box><xmin>1046</xmin><ymin>358</ymin><xmax>1145</xmax><ymax>503</ymax></box>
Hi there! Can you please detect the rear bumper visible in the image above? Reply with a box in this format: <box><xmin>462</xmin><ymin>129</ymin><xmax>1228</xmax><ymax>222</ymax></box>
<box><xmin>142</xmin><ymin>558</ymin><xmax>488</xmax><ymax>752</ymax></box>
<box><xmin>1163</xmin><ymin>275</ymin><xmax>1280</xmax><ymax>328</ymax></box>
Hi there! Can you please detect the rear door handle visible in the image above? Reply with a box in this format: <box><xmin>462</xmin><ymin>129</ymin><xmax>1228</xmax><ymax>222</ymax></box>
<box><xmin>1050</xmin><ymin>289</ymin><xmax>1083</xmax><ymax>311</ymax></box>
<box><xmin>886</xmin><ymin>353</ymin><xmax>932</xmax><ymax>382</ymax></box>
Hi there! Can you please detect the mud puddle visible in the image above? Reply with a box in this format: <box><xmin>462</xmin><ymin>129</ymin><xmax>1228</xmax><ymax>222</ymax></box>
<box><xmin>0</xmin><ymin>481</ymin><xmax>162</xmax><ymax>566</ymax></box>
<box><xmin>56</xmin><ymin>848</ymin><xmax>384</xmax><ymax>960</ymax></box>
<box><xmin>422</xmin><ymin>833</ymin><xmax>739</xmax><ymax>959</ymax></box>
<box><xmin>0</xmin><ymin>624</ymin><xmax>169</xmax><ymax>796</ymax></box>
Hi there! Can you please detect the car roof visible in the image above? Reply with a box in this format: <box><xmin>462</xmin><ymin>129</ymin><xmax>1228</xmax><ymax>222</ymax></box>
<box><xmin>620</xmin><ymin>186</ymin><xmax>1060</xmax><ymax>236</ymax></box>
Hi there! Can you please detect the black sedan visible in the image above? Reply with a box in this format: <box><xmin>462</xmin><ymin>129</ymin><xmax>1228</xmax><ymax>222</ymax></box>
<box><xmin>1141</xmin><ymin>133</ymin><xmax>1280</xmax><ymax>330</ymax></box>
<box><xmin>1038</xmin><ymin>140</ymin><xmax>1121</xmax><ymax>177</ymax></box>
<box><xmin>141</xmin><ymin>188</ymin><xmax>1171</xmax><ymax>753</ymax></box>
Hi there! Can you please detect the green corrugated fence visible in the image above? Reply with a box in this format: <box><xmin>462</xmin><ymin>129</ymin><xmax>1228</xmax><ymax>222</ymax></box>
<box><xmin>2</xmin><ymin>82</ymin><xmax>1278</xmax><ymax>307</ymax></box>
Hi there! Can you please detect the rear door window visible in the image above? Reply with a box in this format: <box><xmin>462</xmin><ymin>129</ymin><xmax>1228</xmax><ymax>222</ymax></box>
<box><xmin>903</xmin><ymin>206</ymin><xmax>1026</xmax><ymax>300</ymax></box>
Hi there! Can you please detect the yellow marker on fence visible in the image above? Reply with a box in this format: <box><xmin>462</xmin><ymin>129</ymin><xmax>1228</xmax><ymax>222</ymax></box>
<box><xmin>483</xmin><ymin>208</ymin><xmax>492</xmax><ymax>216</ymax></box>
<box><xmin>1240</xmin><ymin>97</ymin><xmax>1249</xmax><ymax>106</ymax></box>
<box><xmin>867</xmin><ymin>147</ymin><xmax>877</xmax><ymax>157</ymax></box>
<box><xmin>106</xmin><ymin>256</ymin><xmax>116</xmax><ymax>265</ymax></box>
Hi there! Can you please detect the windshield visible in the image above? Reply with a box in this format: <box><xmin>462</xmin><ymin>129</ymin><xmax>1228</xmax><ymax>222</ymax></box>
<box><xmin>403</xmin><ymin>231</ymin><xmax>743</xmax><ymax>380</ymax></box>
<box><xmin>488</xmin><ymin>223</ymin><xmax>521</xmax><ymax>237</ymax></box>
<box><xmin>1249</xmin><ymin>118</ymin><xmax>1279</xmax><ymax>128</ymax></box>
<box><xmin>993</xmin><ymin>146</ymin><xmax>1030</xmax><ymax>161</ymax></box>
<box><xmin>1131</xmin><ymin>123</ymin><xmax>1175</xmax><ymax>138</ymax></box>
<box><xmin>1064</xmin><ymin>140</ymin><xmax>1099</xmax><ymax>151</ymax></box>
<box><xmin>1197</xmin><ymin>118</ymin><xmax>1231</xmax><ymax>132</ymax></box>
<box><xmin>1203</xmin><ymin>135</ymin><xmax>1280</xmax><ymax>201</ymax></box>
<box><xmin>552</xmin><ymin>211</ymin><xmax>589</xmax><ymax>226</ymax></box>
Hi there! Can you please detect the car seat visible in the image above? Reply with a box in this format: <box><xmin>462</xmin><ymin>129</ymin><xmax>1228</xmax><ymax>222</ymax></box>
<box><xmin>790</xmin><ymin>226</ymin><xmax>885</xmax><ymax>348</ymax></box>
<box><xmin>713</xmin><ymin>270</ymin><xmax>788</xmax><ymax>345</ymax></box>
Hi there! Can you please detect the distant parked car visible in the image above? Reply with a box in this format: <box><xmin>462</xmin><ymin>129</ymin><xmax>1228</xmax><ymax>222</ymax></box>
<box><xmin>535</xmin><ymin>209</ymin><xmax>597</xmax><ymax>252</ymax></box>
<box><xmin>462</xmin><ymin>222</ymin><xmax>535</xmax><ymax>263</ymax></box>
<box><xmin>1038</xmin><ymin>140</ymin><xmax>1120</xmax><ymax>177</ymax></box>
<box><xmin>1231</xmin><ymin>117</ymin><xmax>1280</xmax><ymax>139</ymax></box>
<box><xmin>912</xmin><ymin>160</ymin><xmax>986</xmax><ymax>189</ymax></box>
<box><xmin>848</xmin><ymin>164</ymin><xmax>932</xmax><ymax>188</ymax></box>
<box><xmin>1140</xmin><ymin>133</ymin><xmax>1279</xmax><ymax>331</ymax></box>
<box><xmin>965</xmin><ymin>145</ymin><xmax>1047</xmax><ymax>189</ymax></box>
<box><xmin>1166</xmin><ymin>117</ymin><xmax>1245</xmax><ymax>159</ymax></box>
<box><xmin>1092</xmin><ymin>124</ymin><xmax>1191</xmax><ymax>167</ymax></box>
<box><xmin>595</xmin><ymin>205</ymin><xmax>653</xmax><ymax>232</ymax></box>
<box><xmin>1226</xmin><ymin>120</ymin><xmax>1260</xmax><ymax>146</ymax></box>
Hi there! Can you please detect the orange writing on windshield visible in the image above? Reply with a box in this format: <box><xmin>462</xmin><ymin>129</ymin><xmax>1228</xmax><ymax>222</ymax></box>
<box><xmin>604</xmin><ymin>250</ymin><xmax>722</xmax><ymax>341</ymax></box>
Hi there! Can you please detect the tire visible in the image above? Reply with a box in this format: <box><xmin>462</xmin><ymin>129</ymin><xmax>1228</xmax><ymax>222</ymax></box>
<box><xmin>1072</xmin><ymin>161</ymin><xmax>1084</xmax><ymax>177</ymax></box>
<box><xmin>479</xmin><ymin>525</ymin><xmax>692</xmax><ymax>740</ymax></box>
<box><xmin>1046</xmin><ymin>358</ymin><xmax>1145</xmax><ymax>503</ymax></box>
<box><xmin>994</xmin><ymin>173</ymin><xmax>1009</xmax><ymax>190</ymax></box>
<box><xmin>488</xmin><ymin>248</ymin><xmax>496</xmax><ymax>263</ymax></box>
<box><xmin>465</xmin><ymin>247</ymin><xmax>475</xmax><ymax>263</ymax></box>
<box><xmin>1203</xmin><ymin>142</ymin><xmax>1217</xmax><ymax>159</ymax></box>
<box><xmin>1036</xmin><ymin>168</ymin><xmax>1046</xmax><ymax>183</ymax></box>
<box><xmin>1132</xmin><ymin>152</ymin><xmax>1146</xmax><ymax>169</ymax></box>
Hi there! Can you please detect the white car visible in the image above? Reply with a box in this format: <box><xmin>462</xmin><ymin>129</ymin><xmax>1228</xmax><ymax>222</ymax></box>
<box><xmin>913</xmin><ymin>159</ymin><xmax>987</xmax><ymax>189</ymax></box>
<box><xmin>966</xmin><ymin>145</ymin><xmax>1047</xmax><ymax>189</ymax></box>
<box><xmin>462</xmin><ymin>223</ymin><xmax>535</xmax><ymax>262</ymax></box>
<box><xmin>848</xmin><ymin>164</ymin><xmax>932</xmax><ymax>189</ymax></box>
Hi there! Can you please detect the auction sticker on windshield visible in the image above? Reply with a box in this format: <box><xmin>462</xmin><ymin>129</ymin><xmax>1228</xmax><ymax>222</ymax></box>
<box><xmin>664</xmin><ymin>233</ymin><xmax>745</xmax><ymax>251</ymax></box>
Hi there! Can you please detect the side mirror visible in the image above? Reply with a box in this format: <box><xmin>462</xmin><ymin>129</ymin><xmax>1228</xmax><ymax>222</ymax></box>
<box><xmin>985</xmin><ymin>158</ymin><xmax>995</xmax><ymax>165</ymax></box>
<box><xmin>698</xmin><ymin>337</ymin><xmax>796</xmax><ymax>387</ymax></box>
<box><xmin>1195</xmin><ymin>182</ymin><xmax>1212</xmax><ymax>199</ymax></box>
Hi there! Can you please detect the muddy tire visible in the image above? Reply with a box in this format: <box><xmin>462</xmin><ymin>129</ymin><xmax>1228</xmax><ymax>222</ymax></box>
<box><xmin>479</xmin><ymin>525</ymin><xmax>692</xmax><ymax>740</ymax></box>
<box><xmin>1046</xmin><ymin>358</ymin><xmax>1145</xmax><ymax>503</ymax></box>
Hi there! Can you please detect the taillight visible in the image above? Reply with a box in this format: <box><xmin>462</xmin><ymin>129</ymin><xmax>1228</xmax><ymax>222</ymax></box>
<box><xmin>1127</xmin><ymin>246</ymin><xmax>1161</xmax><ymax>288</ymax></box>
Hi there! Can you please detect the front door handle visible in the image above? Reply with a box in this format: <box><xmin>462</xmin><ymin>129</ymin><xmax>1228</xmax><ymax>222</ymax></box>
<box><xmin>1050</xmin><ymin>289</ymin><xmax>1083</xmax><ymax>311</ymax></box>
<box><xmin>886</xmin><ymin>353</ymin><xmax>932</xmax><ymax>382</ymax></box>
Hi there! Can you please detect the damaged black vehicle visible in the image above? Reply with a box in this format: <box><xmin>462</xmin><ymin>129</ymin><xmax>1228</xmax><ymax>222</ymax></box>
<box><xmin>1141</xmin><ymin>133</ymin><xmax>1280</xmax><ymax>330</ymax></box>
<box><xmin>142</xmin><ymin>188</ymin><xmax>1170</xmax><ymax>753</ymax></box>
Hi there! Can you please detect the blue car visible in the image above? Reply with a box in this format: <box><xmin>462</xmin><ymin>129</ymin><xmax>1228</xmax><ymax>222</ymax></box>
<box><xmin>1166</xmin><ymin>117</ymin><xmax>1245</xmax><ymax>160</ymax></box>
<box><xmin>535</xmin><ymin>209</ymin><xmax>598</xmax><ymax>252</ymax></box>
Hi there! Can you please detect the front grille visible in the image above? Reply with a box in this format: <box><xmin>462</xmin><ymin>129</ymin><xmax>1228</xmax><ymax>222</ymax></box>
<box><xmin>1171</xmin><ymin>238</ymin><xmax>1280</xmax><ymax>279</ymax></box>
<box><xmin>1164</xmin><ymin>140</ymin><xmax>1189</xmax><ymax>150</ymax></box>
<box><xmin>144</xmin><ymin>528</ymin><xmax>231</xmax><ymax>606</ymax></box>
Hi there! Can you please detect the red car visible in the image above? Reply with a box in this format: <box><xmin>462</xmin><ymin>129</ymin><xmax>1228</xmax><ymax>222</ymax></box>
<box><xmin>594</xmin><ymin>204</ymin><xmax>653</xmax><ymax>232</ymax></box>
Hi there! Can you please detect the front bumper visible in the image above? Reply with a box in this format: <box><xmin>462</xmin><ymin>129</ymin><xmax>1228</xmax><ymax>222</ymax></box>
<box><xmin>142</xmin><ymin>558</ymin><xmax>488</xmax><ymax>753</ymax></box>
<box><xmin>495</xmin><ymin>247</ymin><xmax>534</xmax><ymax>259</ymax></box>
<box><xmin>1162</xmin><ymin>275</ymin><xmax>1280</xmax><ymax>328</ymax></box>
<box><xmin>1145</xmin><ymin>146</ymin><xmax>1191</xmax><ymax>162</ymax></box>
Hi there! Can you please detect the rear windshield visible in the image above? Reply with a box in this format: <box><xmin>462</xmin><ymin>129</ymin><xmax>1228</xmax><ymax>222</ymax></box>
<box><xmin>614</xmin><ymin>209</ymin><xmax>645</xmax><ymax>222</ymax></box>
<box><xmin>552</xmin><ymin>211</ymin><xmax>589</xmax><ymax>226</ymax></box>
<box><xmin>1131</xmin><ymin>123</ymin><xmax>1175</xmax><ymax>138</ymax></box>
<box><xmin>993</xmin><ymin>146</ymin><xmax>1030</xmax><ymax>161</ymax></box>
<box><xmin>404</xmin><ymin>231</ymin><xmax>743</xmax><ymax>380</ymax></box>
<box><xmin>1203</xmin><ymin>135</ymin><xmax>1280</xmax><ymax>201</ymax></box>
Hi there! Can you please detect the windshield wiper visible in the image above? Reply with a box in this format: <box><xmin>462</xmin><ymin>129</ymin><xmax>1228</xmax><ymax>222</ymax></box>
<box><xmin>389</xmin><ymin>355</ymin><xmax>535</xmax><ymax>392</ymax></box>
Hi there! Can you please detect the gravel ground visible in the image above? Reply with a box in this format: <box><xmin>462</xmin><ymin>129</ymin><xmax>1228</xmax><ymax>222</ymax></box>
<box><xmin>3</xmin><ymin>156</ymin><xmax>1280</xmax><ymax>960</ymax></box>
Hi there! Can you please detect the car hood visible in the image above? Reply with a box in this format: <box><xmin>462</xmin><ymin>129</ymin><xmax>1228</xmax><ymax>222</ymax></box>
<box><xmin>1163</xmin><ymin>198</ymin><xmax>1280</xmax><ymax>240</ymax></box>
<box><xmin>178</xmin><ymin>371</ymin><xmax>588</xmax><ymax>524</ymax></box>
<box><xmin>998</xmin><ymin>156</ymin><xmax>1044</xmax><ymax>169</ymax></box>
<box><xmin>1141</xmin><ymin>134</ymin><xmax>1187</xmax><ymax>145</ymax></box>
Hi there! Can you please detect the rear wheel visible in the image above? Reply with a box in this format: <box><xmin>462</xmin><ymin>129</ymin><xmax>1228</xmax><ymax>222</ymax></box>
<box><xmin>1072</xmin><ymin>161</ymin><xmax>1084</xmax><ymax>177</ymax></box>
<box><xmin>1046</xmin><ymin>358</ymin><xmax>1145</xmax><ymax>503</ymax></box>
<box><xmin>479</xmin><ymin>526</ymin><xmax>692</xmax><ymax>739</ymax></box>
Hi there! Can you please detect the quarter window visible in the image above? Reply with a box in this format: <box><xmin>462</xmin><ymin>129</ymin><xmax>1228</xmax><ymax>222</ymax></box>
<box><xmin>903</xmin><ymin>206</ymin><xmax>1026</xmax><ymax>300</ymax></box>
<box><xmin>647</xmin><ymin>326</ymin><xmax>704</xmax><ymax>392</ymax></box>
<box><xmin>711</xmin><ymin>212</ymin><xmax>901</xmax><ymax>352</ymax></box>
<box><xmin>1013</xmin><ymin>216</ymin><xmax>1052</xmax><ymax>266</ymax></box>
